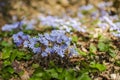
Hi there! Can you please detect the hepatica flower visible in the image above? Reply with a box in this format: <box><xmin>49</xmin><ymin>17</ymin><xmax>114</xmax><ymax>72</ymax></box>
<box><xmin>91</xmin><ymin>10</ymin><xmax>99</xmax><ymax>19</ymax></box>
<box><xmin>12</xmin><ymin>31</ymin><xmax>29</xmax><ymax>46</ymax></box>
<box><xmin>2</xmin><ymin>22</ymin><xmax>22</xmax><ymax>31</ymax></box>
<box><xmin>77</xmin><ymin>12</ymin><xmax>84</xmax><ymax>19</ymax></box>
<box><xmin>97</xmin><ymin>22</ymin><xmax>109</xmax><ymax>30</ymax></box>
<box><xmin>2</xmin><ymin>19</ymin><xmax>36</xmax><ymax>31</ymax></box>
<box><xmin>79</xmin><ymin>4</ymin><xmax>93</xmax><ymax>11</ymax></box>
<box><xmin>39</xmin><ymin>16</ymin><xmax>60</xmax><ymax>28</ymax></box>
<box><xmin>22</xmin><ymin>19</ymin><xmax>36</xmax><ymax>30</ymax></box>
<box><xmin>111</xmin><ymin>22</ymin><xmax>120</xmax><ymax>37</ymax></box>
<box><xmin>12</xmin><ymin>30</ymin><xmax>76</xmax><ymax>57</ymax></box>
<box><xmin>39</xmin><ymin>15</ymin><xmax>86</xmax><ymax>32</ymax></box>
<box><xmin>97</xmin><ymin>1</ymin><xmax>112</xmax><ymax>9</ymax></box>
<box><xmin>98</xmin><ymin>15</ymin><xmax>120</xmax><ymax>37</ymax></box>
<box><xmin>69</xmin><ymin>48</ymin><xmax>78</xmax><ymax>57</ymax></box>
<box><xmin>99</xmin><ymin>9</ymin><xmax>108</xmax><ymax>17</ymax></box>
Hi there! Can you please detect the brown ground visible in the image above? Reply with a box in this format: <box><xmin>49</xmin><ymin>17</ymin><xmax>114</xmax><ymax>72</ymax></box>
<box><xmin>0</xmin><ymin>0</ymin><xmax>106</xmax><ymax>27</ymax></box>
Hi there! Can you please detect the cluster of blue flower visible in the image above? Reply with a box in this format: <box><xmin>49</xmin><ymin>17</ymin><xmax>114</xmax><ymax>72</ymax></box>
<box><xmin>2</xmin><ymin>19</ymin><xmax>36</xmax><ymax>31</ymax></box>
<box><xmin>2</xmin><ymin>1</ymin><xmax>120</xmax><ymax>38</ymax></box>
<box><xmin>12</xmin><ymin>30</ymin><xmax>78</xmax><ymax>57</ymax></box>
<box><xmin>2</xmin><ymin>1</ymin><xmax>120</xmax><ymax>59</ymax></box>
<box><xmin>12</xmin><ymin>31</ymin><xmax>30</xmax><ymax>46</ymax></box>
<box><xmin>83</xmin><ymin>1</ymin><xmax>120</xmax><ymax>37</ymax></box>
<box><xmin>2</xmin><ymin>22</ymin><xmax>22</xmax><ymax>31</ymax></box>
<box><xmin>39</xmin><ymin>16</ymin><xmax>86</xmax><ymax>32</ymax></box>
<box><xmin>98</xmin><ymin>15</ymin><xmax>120</xmax><ymax>37</ymax></box>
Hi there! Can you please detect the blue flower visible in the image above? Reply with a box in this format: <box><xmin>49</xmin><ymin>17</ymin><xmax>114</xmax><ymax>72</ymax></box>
<box><xmin>2</xmin><ymin>19</ymin><xmax>36</xmax><ymax>32</ymax></box>
<box><xmin>56</xmin><ymin>37</ymin><xmax>63</xmax><ymax>43</ymax></box>
<box><xmin>23</xmin><ymin>40</ymin><xmax>29</xmax><ymax>48</ymax></box>
<box><xmin>57</xmin><ymin>50</ymin><xmax>65</xmax><ymax>57</ymax></box>
<box><xmin>2</xmin><ymin>22</ymin><xmax>22</xmax><ymax>31</ymax></box>
<box><xmin>69</xmin><ymin>47</ymin><xmax>78</xmax><ymax>56</ymax></box>
<box><xmin>97</xmin><ymin>2</ymin><xmax>112</xmax><ymax>9</ymax></box>
<box><xmin>13</xmin><ymin>30</ymin><xmax>75</xmax><ymax>57</ymax></box>
<box><xmin>79</xmin><ymin>4</ymin><xmax>93</xmax><ymax>11</ymax></box>
<box><xmin>45</xmin><ymin>47</ymin><xmax>54</xmax><ymax>54</ymax></box>
<box><xmin>23</xmin><ymin>37</ymin><xmax>41</xmax><ymax>53</ymax></box>
<box><xmin>32</xmin><ymin>47</ymin><xmax>41</xmax><ymax>53</ymax></box>
<box><xmin>38</xmin><ymin>34</ymin><xmax>49</xmax><ymax>46</ymax></box>
<box><xmin>39</xmin><ymin>16</ymin><xmax>86</xmax><ymax>32</ymax></box>
<box><xmin>41</xmin><ymin>52</ymin><xmax>48</xmax><ymax>57</ymax></box>
<box><xmin>52</xmin><ymin>44</ymin><xmax>64</xmax><ymax>57</ymax></box>
<box><xmin>12</xmin><ymin>31</ymin><xmax>29</xmax><ymax>46</ymax></box>
<box><xmin>97</xmin><ymin>22</ymin><xmax>109</xmax><ymax>30</ymax></box>
<box><xmin>44</xmin><ymin>33</ymin><xmax>53</xmax><ymax>41</ymax></box>
<box><xmin>27</xmin><ymin>37</ymin><xmax>37</xmax><ymax>48</ymax></box>
<box><xmin>60</xmin><ymin>44</ymin><xmax>68</xmax><ymax>50</ymax></box>
<box><xmin>15</xmin><ymin>39</ymin><xmax>23</xmax><ymax>46</ymax></box>
<box><xmin>22</xmin><ymin>19</ymin><xmax>36</xmax><ymax>30</ymax></box>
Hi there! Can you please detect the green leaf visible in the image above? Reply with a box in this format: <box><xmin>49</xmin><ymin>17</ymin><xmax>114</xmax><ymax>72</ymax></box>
<box><xmin>64</xmin><ymin>70</ymin><xmax>73</xmax><ymax>80</ymax></box>
<box><xmin>98</xmin><ymin>35</ymin><xmax>108</xmax><ymax>41</ymax></box>
<box><xmin>98</xmin><ymin>42</ymin><xmax>109</xmax><ymax>52</ymax></box>
<box><xmin>90</xmin><ymin>62</ymin><xmax>106</xmax><ymax>71</ymax></box>
<box><xmin>108</xmin><ymin>49</ymin><xmax>116</xmax><ymax>58</ymax></box>
<box><xmin>115</xmin><ymin>61</ymin><xmax>120</xmax><ymax>66</ymax></box>
<box><xmin>16</xmin><ymin>51</ymin><xmax>25</xmax><ymax>60</ymax></box>
<box><xmin>91</xmin><ymin>19</ymin><xmax>99</xmax><ymax>25</ymax></box>
<box><xmin>76</xmin><ymin>48</ymin><xmax>87</xmax><ymax>56</ymax></box>
<box><xmin>81</xmin><ymin>10</ymin><xmax>90</xmax><ymax>15</ymax></box>
<box><xmin>51</xmin><ymin>72</ymin><xmax>58</xmax><ymax>78</ymax></box>
<box><xmin>78</xmin><ymin>73</ymin><xmax>91</xmax><ymax>80</ymax></box>
<box><xmin>17</xmin><ymin>51</ymin><xmax>25</xmax><ymax>57</ymax></box>
<box><xmin>32</xmin><ymin>63</ymin><xmax>39</xmax><ymax>69</ymax></box>
<box><xmin>6</xmin><ymin>67</ymin><xmax>14</xmax><ymax>74</ymax></box>
<box><xmin>2</xmin><ymin>48</ymin><xmax>11</xmax><ymax>59</ymax></box>
<box><xmin>46</xmin><ymin>69</ymin><xmax>58</xmax><ymax>78</ymax></box>
<box><xmin>10</xmin><ymin>50</ymin><xmax>25</xmax><ymax>61</ymax></box>
<box><xmin>56</xmin><ymin>67</ymin><xmax>63</xmax><ymax>73</ymax></box>
<box><xmin>35</xmin><ymin>72</ymin><xmax>43</xmax><ymax>77</ymax></box>
<box><xmin>34</xmin><ymin>43</ymin><xmax>41</xmax><ymax>48</ymax></box>
<box><xmin>23</xmin><ymin>53</ymin><xmax>32</xmax><ymax>60</ymax></box>
<box><xmin>72</xmin><ymin>35</ymin><xmax>78</xmax><ymax>43</ymax></box>
<box><xmin>10</xmin><ymin>51</ymin><xmax>17</xmax><ymax>62</ymax></box>
<box><xmin>1</xmin><ymin>41</ymin><xmax>11</xmax><ymax>47</ymax></box>
<box><xmin>29</xmin><ymin>68</ymin><xmax>42</xmax><ymax>79</ymax></box>
<box><xmin>3</xmin><ymin>60</ymin><xmax>11</xmax><ymax>67</ymax></box>
<box><xmin>89</xmin><ymin>44</ymin><xmax>97</xmax><ymax>53</ymax></box>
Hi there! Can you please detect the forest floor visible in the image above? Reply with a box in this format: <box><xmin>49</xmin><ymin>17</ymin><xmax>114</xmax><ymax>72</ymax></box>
<box><xmin>0</xmin><ymin>0</ymin><xmax>120</xmax><ymax>80</ymax></box>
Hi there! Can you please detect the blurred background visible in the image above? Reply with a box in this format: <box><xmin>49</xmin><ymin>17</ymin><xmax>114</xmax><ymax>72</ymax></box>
<box><xmin>0</xmin><ymin>0</ymin><xmax>120</xmax><ymax>27</ymax></box>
